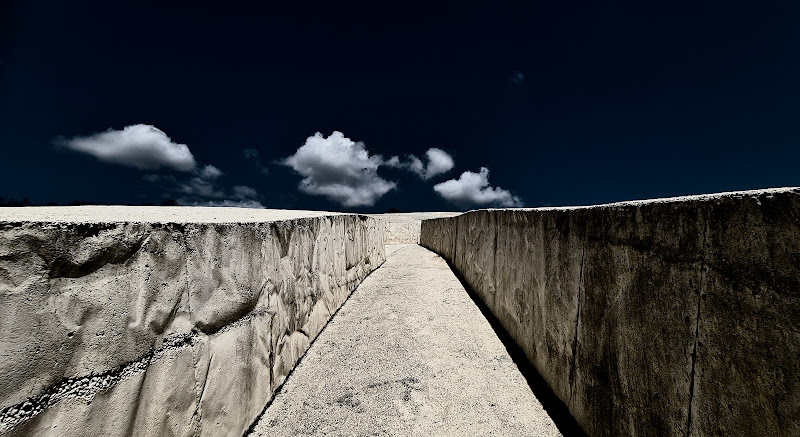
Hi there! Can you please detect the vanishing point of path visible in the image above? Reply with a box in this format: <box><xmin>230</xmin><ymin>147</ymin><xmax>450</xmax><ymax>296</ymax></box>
<box><xmin>251</xmin><ymin>244</ymin><xmax>561</xmax><ymax>436</ymax></box>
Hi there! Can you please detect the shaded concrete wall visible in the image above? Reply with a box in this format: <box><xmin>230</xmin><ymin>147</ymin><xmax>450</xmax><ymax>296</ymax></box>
<box><xmin>0</xmin><ymin>214</ymin><xmax>384</xmax><ymax>436</ymax></box>
<box><xmin>420</xmin><ymin>188</ymin><xmax>799</xmax><ymax>437</ymax></box>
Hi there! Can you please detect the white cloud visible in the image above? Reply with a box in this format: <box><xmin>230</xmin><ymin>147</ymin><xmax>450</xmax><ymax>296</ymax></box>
<box><xmin>283</xmin><ymin>131</ymin><xmax>396</xmax><ymax>207</ymax></box>
<box><xmin>64</xmin><ymin>124</ymin><xmax>261</xmax><ymax>206</ymax></box>
<box><xmin>199</xmin><ymin>164</ymin><xmax>223</xmax><ymax>179</ymax></box>
<box><xmin>60</xmin><ymin>124</ymin><xmax>196</xmax><ymax>171</ymax></box>
<box><xmin>433</xmin><ymin>167</ymin><xmax>522</xmax><ymax>207</ymax></box>
<box><xmin>422</xmin><ymin>148</ymin><xmax>455</xmax><ymax>179</ymax></box>
<box><xmin>387</xmin><ymin>147</ymin><xmax>454</xmax><ymax>180</ymax></box>
<box><xmin>406</xmin><ymin>155</ymin><xmax>426</xmax><ymax>177</ymax></box>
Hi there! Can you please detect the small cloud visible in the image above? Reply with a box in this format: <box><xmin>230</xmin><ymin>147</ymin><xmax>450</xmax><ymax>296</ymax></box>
<box><xmin>232</xmin><ymin>185</ymin><xmax>258</xmax><ymax>200</ymax></box>
<box><xmin>199</xmin><ymin>164</ymin><xmax>223</xmax><ymax>179</ymax></box>
<box><xmin>185</xmin><ymin>199</ymin><xmax>265</xmax><ymax>208</ymax></box>
<box><xmin>243</xmin><ymin>148</ymin><xmax>269</xmax><ymax>174</ymax></box>
<box><xmin>192</xmin><ymin>184</ymin><xmax>262</xmax><ymax>208</ymax></box>
<box><xmin>283</xmin><ymin>131</ymin><xmax>395</xmax><ymax>207</ymax></box>
<box><xmin>407</xmin><ymin>156</ymin><xmax>425</xmax><ymax>177</ymax></box>
<box><xmin>175</xmin><ymin>178</ymin><xmax>263</xmax><ymax>207</ymax></box>
<box><xmin>433</xmin><ymin>167</ymin><xmax>522</xmax><ymax>207</ymax></box>
<box><xmin>58</xmin><ymin>124</ymin><xmax>196</xmax><ymax>171</ymax></box>
<box><xmin>144</xmin><ymin>165</ymin><xmax>263</xmax><ymax>207</ymax></box>
<box><xmin>510</xmin><ymin>70</ymin><xmax>525</xmax><ymax>85</ymax></box>
<box><xmin>387</xmin><ymin>147</ymin><xmax>455</xmax><ymax>180</ymax></box>
<box><xmin>178</xmin><ymin>177</ymin><xmax>226</xmax><ymax>199</ymax></box>
<box><xmin>423</xmin><ymin>148</ymin><xmax>455</xmax><ymax>179</ymax></box>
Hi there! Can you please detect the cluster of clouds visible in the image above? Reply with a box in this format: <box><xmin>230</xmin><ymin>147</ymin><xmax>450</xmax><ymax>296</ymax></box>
<box><xmin>172</xmin><ymin>167</ymin><xmax>262</xmax><ymax>208</ymax></box>
<box><xmin>60</xmin><ymin>124</ymin><xmax>263</xmax><ymax>208</ymax></box>
<box><xmin>283</xmin><ymin>131</ymin><xmax>521</xmax><ymax>207</ymax></box>
<box><xmin>60</xmin><ymin>125</ymin><xmax>522</xmax><ymax>209</ymax></box>
<box><xmin>385</xmin><ymin>148</ymin><xmax>454</xmax><ymax>180</ymax></box>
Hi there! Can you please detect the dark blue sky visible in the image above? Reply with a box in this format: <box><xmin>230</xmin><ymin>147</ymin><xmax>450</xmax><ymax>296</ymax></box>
<box><xmin>1</xmin><ymin>0</ymin><xmax>798</xmax><ymax>212</ymax></box>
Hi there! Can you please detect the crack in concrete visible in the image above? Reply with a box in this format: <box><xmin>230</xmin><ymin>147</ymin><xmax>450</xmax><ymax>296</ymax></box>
<box><xmin>568</xmin><ymin>228</ymin><xmax>587</xmax><ymax>405</ymax></box>
<box><xmin>184</xmin><ymin>230</ymin><xmax>203</xmax><ymax>437</ymax></box>
<box><xmin>451</xmin><ymin>217</ymin><xmax>459</xmax><ymax>263</ymax></box>
<box><xmin>268</xmin><ymin>308</ymin><xmax>276</xmax><ymax>394</ymax></box>
<box><xmin>493</xmin><ymin>214</ymin><xmax>499</xmax><ymax>299</ymax></box>
<box><xmin>685</xmin><ymin>215</ymin><xmax>708</xmax><ymax>437</ymax></box>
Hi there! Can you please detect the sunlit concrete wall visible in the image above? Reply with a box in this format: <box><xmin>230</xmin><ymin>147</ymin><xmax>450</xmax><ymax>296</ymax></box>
<box><xmin>0</xmin><ymin>209</ymin><xmax>384</xmax><ymax>436</ymax></box>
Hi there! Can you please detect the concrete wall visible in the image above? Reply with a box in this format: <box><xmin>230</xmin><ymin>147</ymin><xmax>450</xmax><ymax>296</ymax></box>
<box><xmin>420</xmin><ymin>188</ymin><xmax>800</xmax><ymax>437</ymax></box>
<box><xmin>367</xmin><ymin>213</ymin><xmax>462</xmax><ymax>244</ymax></box>
<box><xmin>0</xmin><ymin>209</ymin><xmax>384</xmax><ymax>436</ymax></box>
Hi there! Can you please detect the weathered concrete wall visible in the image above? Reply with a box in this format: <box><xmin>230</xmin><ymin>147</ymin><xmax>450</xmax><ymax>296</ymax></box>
<box><xmin>367</xmin><ymin>213</ymin><xmax>461</xmax><ymax>244</ymax></box>
<box><xmin>420</xmin><ymin>188</ymin><xmax>800</xmax><ymax>437</ymax></box>
<box><xmin>0</xmin><ymin>207</ymin><xmax>385</xmax><ymax>436</ymax></box>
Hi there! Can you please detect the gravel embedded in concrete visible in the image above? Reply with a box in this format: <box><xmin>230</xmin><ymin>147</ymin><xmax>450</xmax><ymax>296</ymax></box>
<box><xmin>251</xmin><ymin>244</ymin><xmax>561</xmax><ymax>436</ymax></box>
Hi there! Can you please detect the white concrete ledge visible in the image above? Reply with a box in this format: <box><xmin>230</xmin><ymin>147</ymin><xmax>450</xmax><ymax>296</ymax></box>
<box><xmin>0</xmin><ymin>205</ymin><xmax>345</xmax><ymax>224</ymax></box>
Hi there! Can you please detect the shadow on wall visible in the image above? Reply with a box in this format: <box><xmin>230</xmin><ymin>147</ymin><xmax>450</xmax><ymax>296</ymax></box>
<box><xmin>446</xmin><ymin>259</ymin><xmax>588</xmax><ymax>437</ymax></box>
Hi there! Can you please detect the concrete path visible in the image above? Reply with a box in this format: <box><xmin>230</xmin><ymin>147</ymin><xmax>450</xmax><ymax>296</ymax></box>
<box><xmin>251</xmin><ymin>244</ymin><xmax>561</xmax><ymax>436</ymax></box>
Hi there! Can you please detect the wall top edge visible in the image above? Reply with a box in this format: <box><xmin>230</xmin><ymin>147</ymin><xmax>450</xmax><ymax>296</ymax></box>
<box><xmin>457</xmin><ymin>186</ymin><xmax>800</xmax><ymax>215</ymax></box>
<box><xmin>0</xmin><ymin>206</ymin><xmax>363</xmax><ymax>225</ymax></box>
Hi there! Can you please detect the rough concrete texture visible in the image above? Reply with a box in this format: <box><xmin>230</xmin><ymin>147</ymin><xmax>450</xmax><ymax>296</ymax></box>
<box><xmin>367</xmin><ymin>213</ymin><xmax>461</xmax><ymax>244</ymax></box>
<box><xmin>0</xmin><ymin>207</ymin><xmax>385</xmax><ymax>436</ymax></box>
<box><xmin>420</xmin><ymin>187</ymin><xmax>800</xmax><ymax>437</ymax></box>
<box><xmin>251</xmin><ymin>244</ymin><xmax>561</xmax><ymax>436</ymax></box>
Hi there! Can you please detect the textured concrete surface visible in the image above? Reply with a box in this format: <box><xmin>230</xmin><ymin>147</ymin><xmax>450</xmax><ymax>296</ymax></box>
<box><xmin>251</xmin><ymin>244</ymin><xmax>561</xmax><ymax>436</ymax></box>
<box><xmin>420</xmin><ymin>187</ymin><xmax>800</xmax><ymax>437</ymax></box>
<box><xmin>0</xmin><ymin>207</ymin><xmax>384</xmax><ymax>436</ymax></box>
<box><xmin>367</xmin><ymin>213</ymin><xmax>461</xmax><ymax>244</ymax></box>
